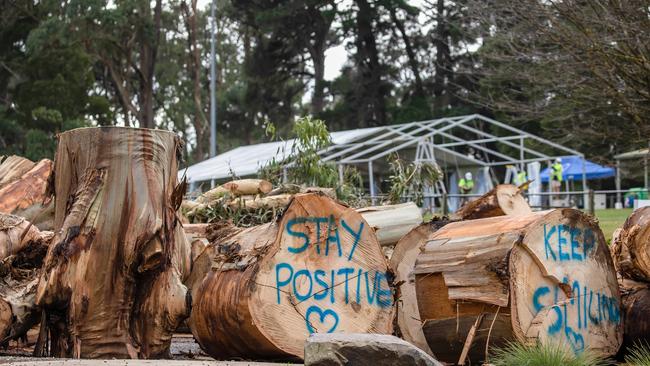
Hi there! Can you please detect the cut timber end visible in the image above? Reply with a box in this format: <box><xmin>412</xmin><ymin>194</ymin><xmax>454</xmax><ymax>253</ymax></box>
<box><xmin>189</xmin><ymin>193</ymin><xmax>394</xmax><ymax>360</ymax></box>
<box><xmin>611</xmin><ymin>206</ymin><xmax>650</xmax><ymax>282</ymax></box>
<box><xmin>398</xmin><ymin>209</ymin><xmax>621</xmax><ymax>363</ymax></box>
<box><xmin>454</xmin><ymin>184</ymin><xmax>532</xmax><ymax>220</ymax></box>
<box><xmin>357</xmin><ymin>202</ymin><xmax>423</xmax><ymax>247</ymax></box>
<box><xmin>36</xmin><ymin>127</ymin><xmax>189</xmax><ymax>359</ymax></box>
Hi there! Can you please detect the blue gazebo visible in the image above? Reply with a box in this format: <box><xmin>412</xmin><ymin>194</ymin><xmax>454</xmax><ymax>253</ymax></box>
<box><xmin>540</xmin><ymin>156</ymin><xmax>615</xmax><ymax>183</ymax></box>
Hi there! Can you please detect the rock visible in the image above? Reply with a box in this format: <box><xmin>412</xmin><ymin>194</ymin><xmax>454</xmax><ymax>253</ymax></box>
<box><xmin>304</xmin><ymin>333</ymin><xmax>442</xmax><ymax>366</ymax></box>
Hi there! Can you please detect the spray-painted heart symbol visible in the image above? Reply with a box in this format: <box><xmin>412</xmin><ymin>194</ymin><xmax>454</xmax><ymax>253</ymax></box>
<box><xmin>305</xmin><ymin>305</ymin><xmax>339</xmax><ymax>334</ymax></box>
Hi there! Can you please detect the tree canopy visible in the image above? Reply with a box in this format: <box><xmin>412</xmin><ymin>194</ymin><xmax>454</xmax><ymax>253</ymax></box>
<box><xmin>1</xmin><ymin>0</ymin><xmax>647</xmax><ymax>164</ymax></box>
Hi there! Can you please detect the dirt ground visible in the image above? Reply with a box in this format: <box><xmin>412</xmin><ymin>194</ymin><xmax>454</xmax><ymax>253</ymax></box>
<box><xmin>0</xmin><ymin>333</ymin><xmax>300</xmax><ymax>365</ymax></box>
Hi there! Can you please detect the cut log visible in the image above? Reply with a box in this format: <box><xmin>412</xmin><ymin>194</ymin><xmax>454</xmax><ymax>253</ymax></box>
<box><xmin>390</xmin><ymin>220</ymin><xmax>451</xmax><ymax>356</ymax></box>
<box><xmin>189</xmin><ymin>193</ymin><xmax>394</xmax><ymax>360</ymax></box>
<box><xmin>357</xmin><ymin>202</ymin><xmax>423</xmax><ymax>247</ymax></box>
<box><xmin>35</xmin><ymin>127</ymin><xmax>191</xmax><ymax>359</ymax></box>
<box><xmin>394</xmin><ymin>209</ymin><xmax>621</xmax><ymax>363</ymax></box>
<box><xmin>227</xmin><ymin>193</ymin><xmax>293</xmax><ymax>210</ymax></box>
<box><xmin>619</xmin><ymin>279</ymin><xmax>650</xmax><ymax>351</ymax></box>
<box><xmin>454</xmin><ymin>184</ymin><xmax>532</xmax><ymax>220</ymax></box>
<box><xmin>0</xmin><ymin>214</ymin><xmax>52</xmax><ymax>345</ymax></box>
<box><xmin>197</xmin><ymin>179</ymin><xmax>273</xmax><ymax>204</ymax></box>
<box><xmin>0</xmin><ymin>159</ymin><xmax>53</xmax><ymax>225</ymax></box>
<box><xmin>222</xmin><ymin>179</ymin><xmax>272</xmax><ymax>196</ymax></box>
<box><xmin>611</xmin><ymin>206</ymin><xmax>650</xmax><ymax>282</ymax></box>
<box><xmin>0</xmin><ymin>156</ymin><xmax>35</xmax><ymax>189</ymax></box>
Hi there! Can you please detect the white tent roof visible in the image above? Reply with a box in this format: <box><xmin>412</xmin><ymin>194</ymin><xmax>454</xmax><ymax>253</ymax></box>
<box><xmin>180</xmin><ymin>127</ymin><xmax>383</xmax><ymax>183</ymax></box>
<box><xmin>180</xmin><ymin>114</ymin><xmax>582</xmax><ymax>185</ymax></box>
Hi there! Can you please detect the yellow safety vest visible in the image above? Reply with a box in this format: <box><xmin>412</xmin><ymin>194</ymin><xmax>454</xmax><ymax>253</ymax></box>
<box><xmin>459</xmin><ymin>178</ymin><xmax>474</xmax><ymax>192</ymax></box>
<box><xmin>551</xmin><ymin>163</ymin><xmax>563</xmax><ymax>182</ymax></box>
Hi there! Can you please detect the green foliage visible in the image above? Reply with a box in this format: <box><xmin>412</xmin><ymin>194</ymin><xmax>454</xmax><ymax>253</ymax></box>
<box><xmin>490</xmin><ymin>342</ymin><xmax>611</xmax><ymax>366</ymax></box>
<box><xmin>205</xmin><ymin>201</ymin><xmax>286</xmax><ymax>228</ymax></box>
<box><xmin>625</xmin><ymin>342</ymin><xmax>650</xmax><ymax>366</ymax></box>
<box><xmin>259</xmin><ymin>117</ymin><xmax>365</xmax><ymax>205</ymax></box>
<box><xmin>386</xmin><ymin>153</ymin><xmax>442</xmax><ymax>206</ymax></box>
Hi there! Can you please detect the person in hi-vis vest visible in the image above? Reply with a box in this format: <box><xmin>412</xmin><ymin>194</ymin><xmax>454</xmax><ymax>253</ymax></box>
<box><xmin>551</xmin><ymin>158</ymin><xmax>563</xmax><ymax>196</ymax></box>
<box><xmin>458</xmin><ymin>172</ymin><xmax>474</xmax><ymax>206</ymax></box>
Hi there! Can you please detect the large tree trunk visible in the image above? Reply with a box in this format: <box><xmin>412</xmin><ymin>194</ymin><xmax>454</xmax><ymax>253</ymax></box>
<box><xmin>181</xmin><ymin>0</ymin><xmax>208</xmax><ymax>162</ymax></box>
<box><xmin>35</xmin><ymin>127</ymin><xmax>191</xmax><ymax>359</ymax></box>
<box><xmin>395</xmin><ymin>209</ymin><xmax>622</xmax><ymax>363</ymax></box>
<box><xmin>611</xmin><ymin>206</ymin><xmax>650</xmax><ymax>282</ymax></box>
<box><xmin>0</xmin><ymin>214</ymin><xmax>52</xmax><ymax>345</ymax></box>
<box><xmin>0</xmin><ymin>159</ymin><xmax>53</xmax><ymax>229</ymax></box>
<box><xmin>454</xmin><ymin>184</ymin><xmax>531</xmax><ymax>220</ymax></box>
<box><xmin>189</xmin><ymin>193</ymin><xmax>394</xmax><ymax>360</ymax></box>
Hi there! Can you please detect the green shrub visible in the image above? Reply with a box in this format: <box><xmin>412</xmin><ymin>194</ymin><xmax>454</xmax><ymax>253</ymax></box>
<box><xmin>625</xmin><ymin>342</ymin><xmax>650</xmax><ymax>366</ymax></box>
<box><xmin>490</xmin><ymin>342</ymin><xmax>610</xmax><ymax>366</ymax></box>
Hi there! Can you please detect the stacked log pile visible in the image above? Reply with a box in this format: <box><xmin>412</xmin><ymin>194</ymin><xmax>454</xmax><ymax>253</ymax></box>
<box><xmin>0</xmin><ymin>156</ymin><xmax>53</xmax><ymax>229</ymax></box>
<box><xmin>610</xmin><ymin>206</ymin><xmax>650</xmax><ymax>349</ymax></box>
<box><xmin>34</xmin><ymin>127</ymin><xmax>191</xmax><ymax>358</ymax></box>
<box><xmin>0</xmin><ymin>214</ymin><xmax>52</xmax><ymax>345</ymax></box>
<box><xmin>393</xmin><ymin>209</ymin><xmax>622</xmax><ymax>364</ymax></box>
<box><xmin>188</xmin><ymin>193</ymin><xmax>395</xmax><ymax>360</ymax></box>
<box><xmin>183</xmin><ymin>180</ymin><xmax>424</xmax><ymax>249</ymax></box>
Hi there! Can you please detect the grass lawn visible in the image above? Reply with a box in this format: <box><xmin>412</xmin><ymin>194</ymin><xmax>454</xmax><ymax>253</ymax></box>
<box><xmin>594</xmin><ymin>208</ymin><xmax>633</xmax><ymax>243</ymax></box>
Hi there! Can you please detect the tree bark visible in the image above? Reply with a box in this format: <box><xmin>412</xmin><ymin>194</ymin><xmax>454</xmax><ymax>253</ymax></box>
<box><xmin>355</xmin><ymin>0</ymin><xmax>386</xmax><ymax>127</ymax></box>
<box><xmin>389</xmin><ymin>7</ymin><xmax>424</xmax><ymax>98</ymax></box>
<box><xmin>189</xmin><ymin>193</ymin><xmax>394</xmax><ymax>360</ymax></box>
<box><xmin>0</xmin><ymin>214</ymin><xmax>52</xmax><ymax>345</ymax></box>
<box><xmin>611</xmin><ymin>206</ymin><xmax>650</xmax><ymax>282</ymax></box>
<box><xmin>35</xmin><ymin>127</ymin><xmax>191</xmax><ymax>358</ymax></box>
<box><xmin>181</xmin><ymin>0</ymin><xmax>208</xmax><ymax>161</ymax></box>
<box><xmin>0</xmin><ymin>155</ymin><xmax>36</xmax><ymax>189</ymax></box>
<box><xmin>0</xmin><ymin>159</ymin><xmax>53</xmax><ymax>227</ymax></box>
<box><xmin>395</xmin><ymin>209</ymin><xmax>622</xmax><ymax>363</ymax></box>
<box><xmin>454</xmin><ymin>184</ymin><xmax>532</xmax><ymax>220</ymax></box>
<box><xmin>619</xmin><ymin>279</ymin><xmax>650</xmax><ymax>351</ymax></box>
<box><xmin>390</xmin><ymin>219</ymin><xmax>451</xmax><ymax>355</ymax></box>
<box><xmin>432</xmin><ymin>0</ymin><xmax>451</xmax><ymax>112</ymax></box>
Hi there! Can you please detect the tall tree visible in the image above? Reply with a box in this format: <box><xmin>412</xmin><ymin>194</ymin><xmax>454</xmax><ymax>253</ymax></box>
<box><xmin>469</xmin><ymin>0</ymin><xmax>650</xmax><ymax>160</ymax></box>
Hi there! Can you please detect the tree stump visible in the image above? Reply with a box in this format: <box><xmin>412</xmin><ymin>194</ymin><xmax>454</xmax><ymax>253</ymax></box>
<box><xmin>454</xmin><ymin>184</ymin><xmax>531</xmax><ymax>220</ymax></box>
<box><xmin>0</xmin><ymin>214</ymin><xmax>52</xmax><ymax>345</ymax></box>
<box><xmin>35</xmin><ymin>127</ymin><xmax>191</xmax><ymax>359</ymax></box>
<box><xmin>394</xmin><ymin>209</ymin><xmax>622</xmax><ymax>363</ymax></box>
<box><xmin>611</xmin><ymin>206</ymin><xmax>650</xmax><ymax>282</ymax></box>
<box><xmin>189</xmin><ymin>193</ymin><xmax>394</xmax><ymax>360</ymax></box>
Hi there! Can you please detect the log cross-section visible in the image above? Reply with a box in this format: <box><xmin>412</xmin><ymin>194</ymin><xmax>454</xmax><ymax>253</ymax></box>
<box><xmin>395</xmin><ymin>209</ymin><xmax>622</xmax><ymax>363</ymax></box>
<box><xmin>189</xmin><ymin>193</ymin><xmax>395</xmax><ymax>360</ymax></box>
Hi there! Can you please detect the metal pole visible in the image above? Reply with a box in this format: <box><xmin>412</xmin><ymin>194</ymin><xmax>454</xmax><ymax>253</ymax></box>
<box><xmin>588</xmin><ymin>189</ymin><xmax>595</xmax><ymax>216</ymax></box>
<box><xmin>368</xmin><ymin>161</ymin><xmax>376</xmax><ymax>205</ymax></box>
<box><xmin>209</xmin><ymin>0</ymin><xmax>217</xmax><ymax>159</ymax></box>
<box><xmin>616</xmin><ymin>159</ymin><xmax>622</xmax><ymax>208</ymax></box>
<box><xmin>581</xmin><ymin>154</ymin><xmax>587</xmax><ymax>192</ymax></box>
